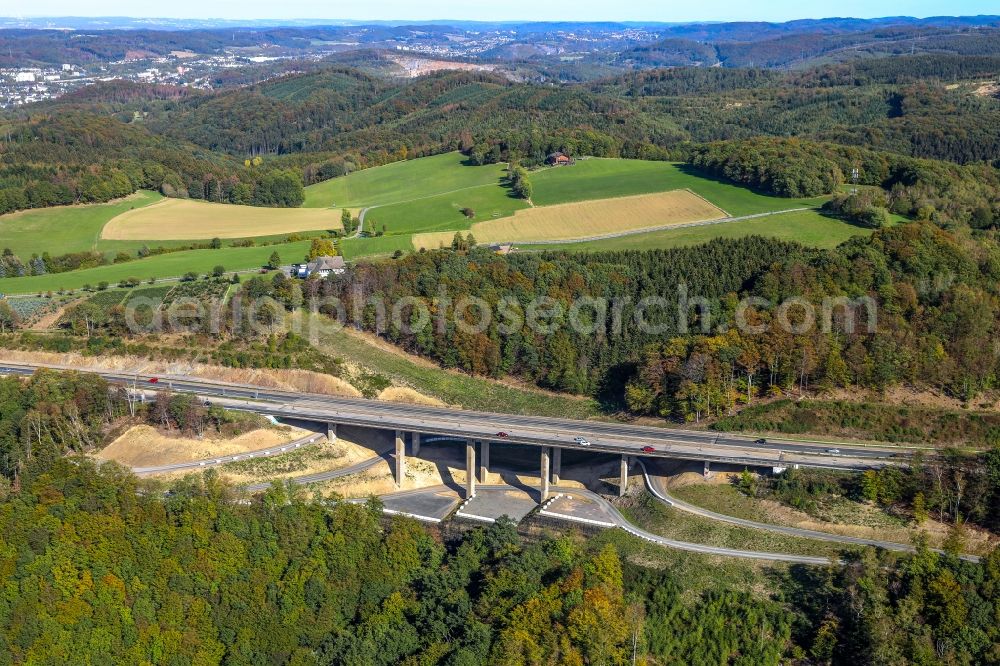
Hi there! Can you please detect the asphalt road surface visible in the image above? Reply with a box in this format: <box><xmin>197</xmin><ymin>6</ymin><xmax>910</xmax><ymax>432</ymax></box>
<box><xmin>639</xmin><ymin>460</ymin><xmax>980</xmax><ymax>563</ymax></box>
<box><xmin>0</xmin><ymin>360</ymin><xmax>906</xmax><ymax>471</ymax></box>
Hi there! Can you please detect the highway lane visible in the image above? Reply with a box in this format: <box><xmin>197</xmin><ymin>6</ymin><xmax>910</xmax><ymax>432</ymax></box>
<box><xmin>0</xmin><ymin>360</ymin><xmax>903</xmax><ymax>470</ymax></box>
<box><xmin>206</xmin><ymin>395</ymin><xmax>888</xmax><ymax>471</ymax></box>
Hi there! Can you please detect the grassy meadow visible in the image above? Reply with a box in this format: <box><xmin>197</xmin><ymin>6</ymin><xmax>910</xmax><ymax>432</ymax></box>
<box><xmin>0</xmin><ymin>191</ymin><xmax>164</xmax><ymax>257</ymax></box>
<box><xmin>0</xmin><ymin>153</ymin><xmax>870</xmax><ymax>293</ymax></box>
<box><xmin>0</xmin><ymin>241</ymin><xmax>313</xmax><ymax>294</ymax></box>
<box><xmin>305</xmin><ymin>153</ymin><xmax>833</xmax><ymax>239</ymax></box>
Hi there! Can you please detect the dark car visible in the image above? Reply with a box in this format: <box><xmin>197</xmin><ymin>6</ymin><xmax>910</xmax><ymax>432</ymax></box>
<box><xmin>755</xmin><ymin>438</ymin><xmax>767</xmax><ymax>444</ymax></box>
<box><xmin>496</xmin><ymin>431</ymin><xmax>509</xmax><ymax>438</ymax></box>
<box><xmin>641</xmin><ymin>446</ymin><xmax>656</xmax><ymax>453</ymax></box>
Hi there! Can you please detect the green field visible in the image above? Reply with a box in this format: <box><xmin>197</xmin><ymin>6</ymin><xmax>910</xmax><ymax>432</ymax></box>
<box><xmin>304</xmin><ymin>153</ymin><xmax>831</xmax><ymax>238</ymax></box>
<box><xmin>530</xmin><ymin>159</ymin><xmax>828</xmax><ymax>214</ymax></box>
<box><xmin>0</xmin><ymin>191</ymin><xmax>164</xmax><ymax>258</ymax></box>
<box><xmin>304</xmin><ymin>152</ymin><xmax>527</xmax><ymax>235</ymax></box>
<box><xmin>0</xmin><ymin>154</ymin><xmax>865</xmax><ymax>291</ymax></box>
<box><xmin>339</xmin><ymin>234</ymin><xmax>414</xmax><ymax>260</ymax></box>
<box><xmin>303</xmin><ymin>152</ymin><xmax>510</xmax><ymax>209</ymax></box>
<box><xmin>544</xmin><ymin>209</ymin><xmax>870</xmax><ymax>252</ymax></box>
<box><xmin>0</xmin><ymin>241</ymin><xmax>312</xmax><ymax>294</ymax></box>
<box><xmin>0</xmin><ymin>191</ymin><xmax>333</xmax><ymax>259</ymax></box>
<box><xmin>363</xmin><ymin>185</ymin><xmax>528</xmax><ymax>235</ymax></box>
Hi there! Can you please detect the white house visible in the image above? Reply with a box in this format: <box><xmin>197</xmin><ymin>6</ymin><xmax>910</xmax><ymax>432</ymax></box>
<box><xmin>292</xmin><ymin>255</ymin><xmax>346</xmax><ymax>279</ymax></box>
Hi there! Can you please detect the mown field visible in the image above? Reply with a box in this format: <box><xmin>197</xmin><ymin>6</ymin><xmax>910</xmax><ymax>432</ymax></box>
<box><xmin>412</xmin><ymin>189</ymin><xmax>726</xmax><ymax>249</ymax></box>
<box><xmin>546</xmin><ymin>209</ymin><xmax>871</xmax><ymax>252</ymax></box>
<box><xmin>102</xmin><ymin>198</ymin><xmax>346</xmax><ymax>240</ymax></box>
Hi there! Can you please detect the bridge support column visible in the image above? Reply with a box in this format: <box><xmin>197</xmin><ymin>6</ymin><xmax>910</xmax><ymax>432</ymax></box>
<box><xmin>327</xmin><ymin>422</ymin><xmax>337</xmax><ymax>442</ymax></box>
<box><xmin>412</xmin><ymin>432</ymin><xmax>421</xmax><ymax>457</ymax></box>
<box><xmin>395</xmin><ymin>430</ymin><xmax>405</xmax><ymax>488</ymax></box>
<box><xmin>479</xmin><ymin>440</ymin><xmax>490</xmax><ymax>483</ymax></box>
<box><xmin>620</xmin><ymin>454</ymin><xmax>630</xmax><ymax>497</ymax></box>
<box><xmin>465</xmin><ymin>440</ymin><xmax>476</xmax><ymax>499</ymax></box>
<box><xmin>541</xmin><ymin>447</ymin><xmax>551</xmax><ymax>501</ymax></box>
<box><xmin>551</xmin><ymin>447</ymin><xmax>562</xmax><ymax>485</ymax></box>
<box><xmin>703</xmin><ymin>460</ymin><xmax>712</xmax><ymax>479</ymax></box>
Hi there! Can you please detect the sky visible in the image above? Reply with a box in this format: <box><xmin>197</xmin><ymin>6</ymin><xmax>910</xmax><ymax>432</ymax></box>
<box><xmin>7</xmin><ymin>0</ymin><xmax>1000</xmax><ymax>23</ymax></box>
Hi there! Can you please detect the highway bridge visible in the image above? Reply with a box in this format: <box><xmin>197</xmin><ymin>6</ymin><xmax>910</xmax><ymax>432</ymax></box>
<box><xmin>0</xmin><ymin>360</ymin><xmax>906</xmax><ymax>502</ymax></box>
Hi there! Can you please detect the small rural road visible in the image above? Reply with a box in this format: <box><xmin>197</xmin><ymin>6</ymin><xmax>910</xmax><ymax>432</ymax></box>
<box><xmin>364</xmin><ymin>481</ymin><xmax>837</xmax><ymax>565</ymax></box>
<box><xmin>355</xmin><ymin>208</ymin><xmax>369</xmax><ymax>238</ymax></box>
<box><xmin>240</xmin><ymin>448</ymin><xmax>393</xmax><ymax>493</ymax></box>
<box><xmin>638</xmin><ymin>460</ymin><xmax>981</xmax><ymax>563</ymax></box>
<box><xmin>131</xmin><ymin>433</ymin><xmax>325</xmax><ymax>476</ymax></box>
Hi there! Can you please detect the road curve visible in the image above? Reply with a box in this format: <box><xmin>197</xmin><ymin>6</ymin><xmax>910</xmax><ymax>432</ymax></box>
<box><xmin>377</xmin><ymin>482</ymin><xmax>837</xmax><ymax>566</ymax></box>
<box><xmin>240</xmin><ymin>449</ymin><xmax>392</xmax><ymax>492</ymax></box>
<box><xmin>132</xmin><ymin>433</ymin><xmax>325</xmax><ymax>476</ymax></box>
<box><xmin>638</xmin><ymin>460</ymin><xmax>981</xmax><ymax>563</ymax></box>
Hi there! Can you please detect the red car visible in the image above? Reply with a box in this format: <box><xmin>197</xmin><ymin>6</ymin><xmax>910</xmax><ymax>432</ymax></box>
<box><xmin>148</xmin><ymin>377</ymin><xmax>159</xmax><ymax>384</ymax></box>
<box><xmin>496</xmin><ymin>431</ymin><xmax>509</xmax><ymax>438</ymax></box>
<box><xmin>641</xmin><ymin>446</ymin><xmax>656</xmax><ymax>453</ymax></box>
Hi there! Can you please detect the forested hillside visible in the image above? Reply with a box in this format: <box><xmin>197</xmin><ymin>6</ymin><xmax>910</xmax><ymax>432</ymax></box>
<box><xmin>282</xmin><ymin>221</ymin><xmax>1000</xmax><ymax>422</ymax></box>
<box><xmin>3</xmin><ymin>52</ymin><xmax>999</xmax><ymax>216</ymax></box>
<box><xmin>0</xmin><ymin>112</ymin><xmax>304</xmax><ymax>214</ymax></box>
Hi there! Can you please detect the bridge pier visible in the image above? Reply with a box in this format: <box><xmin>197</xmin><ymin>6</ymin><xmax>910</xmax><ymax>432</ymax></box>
<box><xmin>479</xmin><ymin>440</ymin><xmax>490</xmax><ymax>483</ymax></box>
<box><xmin>703</xmin><ymin>460</ymin><xmax>712</xmax><ymax>479</ymax></box>
<box><xmin>395</xmin><ymin>430</ymin><xmax>406</xmax><ymax>487</ymax></box>
<box><xmin>412</xmin><ymin>432</ymin><xmax>421</xmax><ymax>456</ymax></box>
<box><xmin>551</xmin><ymin>447</ymin><xmax>561</xmax><ymax>485</ymax></box>
<box><xmin>465</xmin><ymin>440</ymin><xmax>477</xmax><ymax>499</ymax></box>
<box><xmin>541</xmin><ymin>447</ymin><xmax>551</xmax><ymax>501</ymax></box>
<box><xmin>620</xmin><ymin>454</ymin><xmax>630</xmax><ymax>497</ymax></box>
<box><xmin>327</xmin><ymin>422</ymin><xmax>337</xmax><ymax>442</ymax></box>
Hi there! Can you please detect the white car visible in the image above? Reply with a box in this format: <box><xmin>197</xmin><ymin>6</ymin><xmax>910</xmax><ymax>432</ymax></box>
<box><xmin>826</xmin><ymin>448</ymin><xmax>841</xmax><ymax>455</ymax></box>
<box><xmin>573</xmin><ymin>437</ymin><xmax>591</xmax><ymax>446</ymax></box>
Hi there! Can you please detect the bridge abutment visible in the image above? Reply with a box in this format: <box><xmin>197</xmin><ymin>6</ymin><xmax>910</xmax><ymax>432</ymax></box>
<box><xmin>412</xmin><ymin>432</ymin><xmax>421</xmax><ymax>456</ymax></box>
<box><xmin>552</xmin><ymin>447</ymin><xmax>561</xmax><ymax>485</ymax></box>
